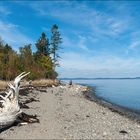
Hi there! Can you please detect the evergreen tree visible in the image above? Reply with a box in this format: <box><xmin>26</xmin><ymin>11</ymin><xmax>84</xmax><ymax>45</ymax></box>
<box><xmin>35</xmin><ymin>32</ymin><xmax>57</xmax><ymax>79</ymax></box>
<box><xmin>50</xmin><ymin>24</ymin><xmax>62</xmax><ymax>69</ymax></box>
<box><xmin>19</xmin><ymin>44</ymin><xmax>33</xmax><ymax>71</ymax></box>
<box><xmin>36</xmin><ymin>32</ymin><xmax>50</xmax><ymax>55</ymax></box>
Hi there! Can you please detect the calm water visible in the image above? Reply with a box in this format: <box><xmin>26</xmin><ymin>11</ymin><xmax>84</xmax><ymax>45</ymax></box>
<box><xmin>72</xmin><ymin>79</ymin><xmax>140</xmax><ymax>111</ymax></box>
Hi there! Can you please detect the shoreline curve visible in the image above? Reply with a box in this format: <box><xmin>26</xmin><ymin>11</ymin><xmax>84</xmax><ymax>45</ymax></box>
<box><xmin>83</xmin><ymin>85</ymin><xmax>140</xmax><ymax>123</ymax></box>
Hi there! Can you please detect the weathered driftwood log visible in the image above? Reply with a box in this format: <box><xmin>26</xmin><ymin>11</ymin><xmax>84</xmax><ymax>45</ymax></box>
<box><xmin>0</xmin><ymin>72</ymin><xmax>30</xmax><ymax>129</ymax></box>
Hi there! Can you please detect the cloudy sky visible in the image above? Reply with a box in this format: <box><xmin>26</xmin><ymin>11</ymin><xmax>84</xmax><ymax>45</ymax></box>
<box><xmin>1</xmin><ymin>0</ymin><xmax>140</xmax><ymax>78</ymax></box>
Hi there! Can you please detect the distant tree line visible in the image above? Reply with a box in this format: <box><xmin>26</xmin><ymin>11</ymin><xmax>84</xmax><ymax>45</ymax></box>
<box><xmin>0</xmin><ymin>24</ymin><xmax>62</xmax><ymax>80</ymax></box>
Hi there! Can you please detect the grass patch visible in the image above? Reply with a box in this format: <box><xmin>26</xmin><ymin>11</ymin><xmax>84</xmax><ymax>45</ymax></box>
<box><xmin>0</xmin><ymin>80</ymin><xmax>10</xmax><ymax>90</ymax></box>
<box><xmin>31</xmin><ymin>79</ymin><xmax>60</xmax><ymax>87</ymax></box>
<box><xmin>0</xmin><ymin>79</ymin><xmax>60</xmax><ymax>90</ymax></box>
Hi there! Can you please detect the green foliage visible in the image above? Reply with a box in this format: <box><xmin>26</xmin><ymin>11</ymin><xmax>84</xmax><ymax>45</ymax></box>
<box><xmin>0</xmin><ymin>43</ymin><xmax>20</xmax><ymax>80</ymax></box>
<box><xmin>0</xmin><ymin>25</ymin><xmax>62</xmax><ymax>80</ymax></box>
<box><xmin>36</xmin><ymin>32</ymin><xmax>50</xmax><ymax>55</ymax></box>
<box><xmin>51</xmin><ymin>24</ymin><xmax>62</xmax><ymax>69</ymax></box>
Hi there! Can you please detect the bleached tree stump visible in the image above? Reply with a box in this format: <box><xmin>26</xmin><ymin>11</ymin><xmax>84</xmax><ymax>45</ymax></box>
<box><xmin>0</xmin><ymin>72</ymin><xmax>30</xmax><ymax>129</ymax></box>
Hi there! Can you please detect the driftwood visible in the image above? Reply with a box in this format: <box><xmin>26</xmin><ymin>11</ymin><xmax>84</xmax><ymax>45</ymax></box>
<box><xmin>0</xmin><ymin>72</ymin><xmax>30</xmax><ymax>129</ymax></box>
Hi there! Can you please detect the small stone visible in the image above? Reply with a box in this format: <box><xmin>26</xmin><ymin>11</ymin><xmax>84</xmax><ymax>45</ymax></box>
<box><xmin>75</xmin><ymin>114</ymin><xmax>78</xmax><ymax>116</ymax></box>
<box><xmin>86</xmin><ymin>115</ymin><xmax>90</xmax><ymax>117</ymax></box>
<box><xmin>103</xmin><ymin>132</ymin><xmax>107</xmax><ymax>136</ymax></box>
<box><xmin>119</xmin><ymin>130</ymin><xmax>128</xmax><ymax>134</ymax></box>
<box><xmin>102</xmin><ymin>112</ymin><xmax>105</xmax><ymax>115</ymax></box>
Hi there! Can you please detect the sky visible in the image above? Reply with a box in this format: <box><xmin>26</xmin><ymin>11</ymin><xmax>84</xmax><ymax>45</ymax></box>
<box><xmin>1</xmin><ymin>0</ymin><xmax>140</xmax><ymax>78</ymax></box>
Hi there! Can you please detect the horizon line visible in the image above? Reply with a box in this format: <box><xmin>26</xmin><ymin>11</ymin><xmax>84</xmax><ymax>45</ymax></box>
<box><xmin>59</xmin><ymin>77</ymin><xmax>140</xmax><ymax>80</ymax></box>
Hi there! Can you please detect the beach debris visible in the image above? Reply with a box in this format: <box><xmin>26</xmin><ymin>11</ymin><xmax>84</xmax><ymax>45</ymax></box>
<box><xmin>0</xmin><ymin>72</ymin><xmax>30</xmax><ymax>130</ymax></box>
<box><xmin>69</xmin><ymin>80</ymin><xmax>72</xmax><ymax>86</ymax></box>
<box><xmin>18</xmin><ymin>112</ymin><xmax>39</xmax><ymax>124</ymax></box>
<box><xmin>119</xmin><ymin>130</ymin><xmax>128</xmax><ymax>134</ymax></box>
<box><xmin>18</xmin><ymin>122</ymin><xmax>28</xmax><ymax>125</ymax></box>
<box><xmin>86</xmin><ymin>115</ymin><xmax>90</xmax><ymax>118</ymax></box>
<box><xmin>19</xmin><ymin>103</ymin><xmax>30</xmax><ymax>109</ymax></box>
<box><xmin>23</xmin><ymin>97</ymin><xmax>39</xmax><ymax>104</ymax></box>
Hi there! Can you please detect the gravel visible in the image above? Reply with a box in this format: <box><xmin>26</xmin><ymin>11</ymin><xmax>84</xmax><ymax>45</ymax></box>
<box><xmin>1</xmin><ymin>84</ymin><xmax>140</xmax><ymax>139</ymax></box>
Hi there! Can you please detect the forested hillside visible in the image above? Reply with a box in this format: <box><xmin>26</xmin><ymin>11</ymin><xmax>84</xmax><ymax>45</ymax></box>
<box><xmin>0</xmin><ymin>24</ymin><xmax>62</xmax><ymax>80</ymax></box>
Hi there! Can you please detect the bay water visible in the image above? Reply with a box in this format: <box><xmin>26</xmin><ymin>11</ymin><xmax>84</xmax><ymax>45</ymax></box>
<box><xmin>69</xmin><ymin>79</ymin><xmax>140</xmax><ymax>111</ymax></box>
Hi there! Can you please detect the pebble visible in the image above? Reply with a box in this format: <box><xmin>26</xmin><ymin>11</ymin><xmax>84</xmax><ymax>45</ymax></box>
<box><xmin>103</xmin><ymin>132</ymin><xmax>107</xmax><ymax>136</ymax></box>
<box><xmin>1</xmin><ymin>84</ymin><xmax>140</xmax><ymax>139</ymax></box>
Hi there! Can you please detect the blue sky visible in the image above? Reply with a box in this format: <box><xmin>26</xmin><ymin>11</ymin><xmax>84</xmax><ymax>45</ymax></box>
<box><xmin>1</xmin><ymin>1</ymin><xmax>140</xmax><ymax>78</ymax></box>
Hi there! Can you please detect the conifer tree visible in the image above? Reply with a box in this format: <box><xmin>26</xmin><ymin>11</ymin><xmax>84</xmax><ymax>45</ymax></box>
<box><xmin>50</xmin><ymin>24</ymin><xmax>62</xmax><ymax>69</ymax></box>
<box><xmin>36</xmin><ymin>32</ymin><xmax>50</xmax><ymax>55</ymax></box>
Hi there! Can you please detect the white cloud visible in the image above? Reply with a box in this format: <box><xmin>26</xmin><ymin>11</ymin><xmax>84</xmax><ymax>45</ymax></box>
<box><xmin>58</xmin><ymin>52</ymin><xmax>140</xmax><ymax>78</ymax></box>
<box><xmin>0</xmin><ymin>20</ymin><xmax>33</xmax><ymax>51</ymax></box>
<box><xmin>31</xmin><ymin>1</ymin><xmax>131</xmax><ymax>38</ymax></box>
<box><xmin>125</xmin><ymin>30</ymin><xmax>140</xmax><ymax>54</ymax></box>
<box><xmin>77</xmin><ymin>35</ymin><xmax>90</xmax><ymax>52</ymax></box>
<box><xmin>62</xmin><ymin>35</ymin><xmax>91</xmax><ymax>53</ymax></box>
<box><xmin>129</xmin><ymin>40</ymin><xmax>140</xmax><ymax>49</ymax></box>
<box><xmin>0</xmin><ymin>5</ymin><xmax>11</xmax><ymax>15</ymax></box>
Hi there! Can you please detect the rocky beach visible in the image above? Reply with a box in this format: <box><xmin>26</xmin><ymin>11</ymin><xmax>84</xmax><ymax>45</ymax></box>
<box><xmin>1</xmin><ymin>82</ymin><xmax>140</xmax><ymax>139</ymax></box>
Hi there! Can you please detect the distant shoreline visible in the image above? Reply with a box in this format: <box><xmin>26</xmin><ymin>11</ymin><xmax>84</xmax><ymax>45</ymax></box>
<box><xmin>60</xmin><ymin>77</ymin><xmax>140</xmax><ymax>80</ymax></box>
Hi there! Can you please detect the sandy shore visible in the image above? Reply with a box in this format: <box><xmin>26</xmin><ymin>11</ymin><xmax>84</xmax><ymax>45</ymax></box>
<box><xmin>1</xmin><ymin>83</ymin><xmax>140</xmax><ymax>139</ymax></box>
